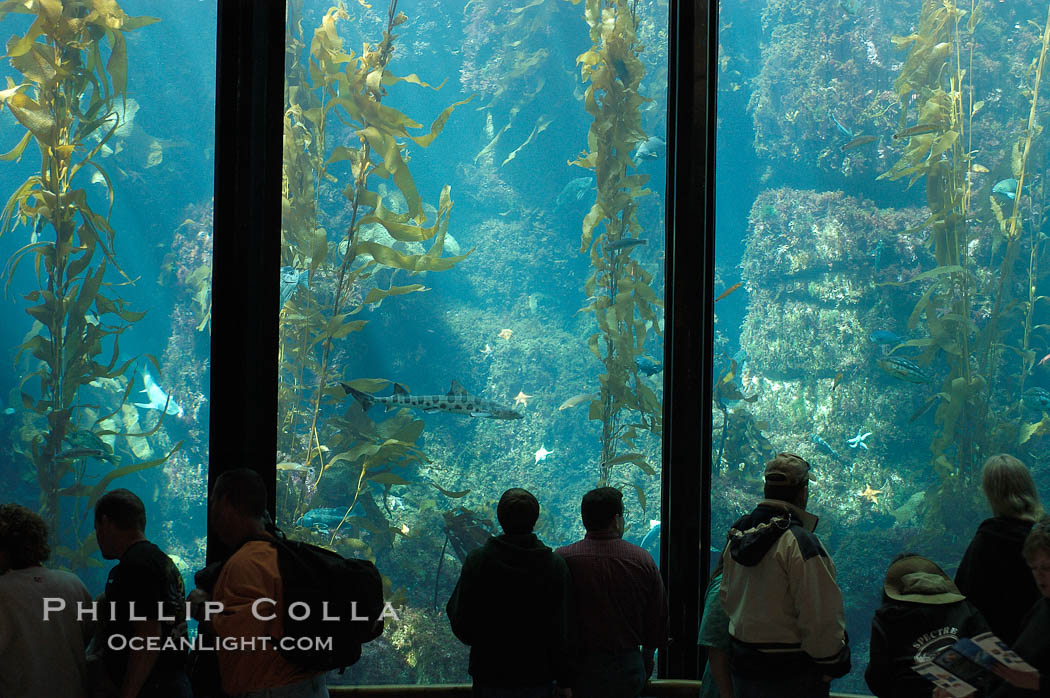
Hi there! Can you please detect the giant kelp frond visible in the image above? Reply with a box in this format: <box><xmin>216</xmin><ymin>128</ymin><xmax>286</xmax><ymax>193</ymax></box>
<box><xmin>279</xmin><ymin>0</ymin><xmax>470</xmax><ymax>542</ymax></box>
<box><xmin>568</xmin><ymin>0</ymin><xmax>662</xmax><ymax>487</ymax></box>
<box><xmin>0</xmin><ymin>0</ymin><xmax>161</xmax><ymax>570</ymax></box>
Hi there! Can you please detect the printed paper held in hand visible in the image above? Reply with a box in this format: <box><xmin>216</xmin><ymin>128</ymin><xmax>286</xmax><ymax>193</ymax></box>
<box><xmin>913</xmin><ymin>632</ymin><xmax>1036</xmax><ymax>697</ymax></box>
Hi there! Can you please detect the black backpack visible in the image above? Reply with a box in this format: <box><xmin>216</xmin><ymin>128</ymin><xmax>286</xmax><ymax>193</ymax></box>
<box><xmin>247</xmin><ymin>530</ymin><xmax>386</xmax><ymax>672</ymax></box>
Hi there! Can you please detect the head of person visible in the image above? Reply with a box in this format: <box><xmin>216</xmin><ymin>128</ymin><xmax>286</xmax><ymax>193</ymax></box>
<box><xmin>1022</xmin><ymin>517</ymin><xmax>1050</xmax><ymax>599</ymax></box>
<box><xmin>882</xmin><ymin>552</ymin><xmax>964</xmax><ymax>605</ymax></box>
<box><xmin>0</xmin><ymin>503</ymin><xmax>50</xmax><ymax>572</ymax></box>
<box><xmin>210</xmin><ymin>468</ymin><xmax>268</xmax><ymax>546</ymax></box>
<box><xmin>94</xmin><ymin>488</ymin><xmax>147</xmax><ymax>559</ymax></box>
<box><xmin>981</xmin><ymin>454</ymin><xmax>1044</xmax><ymax>522</ymax></box>
<box><xmin>581</xmin><ymin>486</ymin><xmax>624</xmax><ymax>536</ymax></box>
<box><xmin>496</xmin><ymin>488</ymin><xmax>539</xmax><ymax>535</ymax></box>
<box><xmin>763</xmin><ymin>453</ymin><xmax>812</xmax><ymax>509</ymax></box>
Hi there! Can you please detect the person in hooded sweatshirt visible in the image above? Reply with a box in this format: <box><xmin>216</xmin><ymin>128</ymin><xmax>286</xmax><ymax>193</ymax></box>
<box><xmin>446</xmin><ymin>488</ymin><xmax>574</xmax><ymax>698</ymax></box>
<box><xmin>955</xmin><ymin>454</ymin><xmax>1044</xmax><ymax>646</ymax></box>
<box><xmin>719</xmin><ymin>453</ymin><xmax>850</xmax><ymax>698</ymax></box>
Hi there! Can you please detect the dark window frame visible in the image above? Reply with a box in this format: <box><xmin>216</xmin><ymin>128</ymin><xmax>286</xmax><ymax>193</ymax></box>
<box><xmin>207</xmin><ymin>0</ymin><xmax>715</xmax><ymax>679</ymax></box>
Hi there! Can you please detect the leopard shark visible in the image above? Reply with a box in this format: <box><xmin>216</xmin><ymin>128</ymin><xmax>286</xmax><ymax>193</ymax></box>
<box><xmin>342</xmin><ymin>380</ymin><xmax>523</xmax><ymax>420</ymax></box>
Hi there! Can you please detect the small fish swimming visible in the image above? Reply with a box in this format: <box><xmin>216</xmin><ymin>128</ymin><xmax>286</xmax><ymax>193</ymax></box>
<box><xmin>877</xmin><ymin>356</ymin><xmax>932</xmax><ymax>384</ymax></box>
<box><xmin>840</xmin><ymin>134</ymin><xmax>876</xmax><ymax>151</ymax></box>
<box><xmin>556</xmin><ymin>177</ymin><xmax>593</xmax><ymax>207</ymax></box>
<box><xmin>869</xmin><ymin>330</ymin><xmax>902</xmax><ymax>345</ymax></box>
<box><xmin>892</xmin><ymin>123</ymin><xmax>943</xmax><ymax>139</ymax></box>
<box><xmin>134</xmin><ymin>368</ymin><xmax>184</xmax><ymax>417</ymax></box>
<box><xmin>343</xmin><ymin>380</ymin><xmax>523</xmax><ymax>420</ymax></box>
<box><xmin>632</xmin><ymin>136</ymin><xmax>666</xmax><ymax>161</ymax></box>
<box><xmin>715</xmin><ymin>282</ymin><xmax>743</xmax><ymax>302</ymax></box>
<box><xmin>558</xmin><ymin>392</ymin><xmax>597</xmax><ymax>410</ymax></box>
<box><xmin>295</xmin><ymin>506</ymin><xmax>356</xmax><ymax>532</ymax></box>
<box><xmin>810</xmin><ymin>434</ymin><xmax>850</xmax><ymax>466</ymax></box>
<box><xmin>55</xmin><ymin>447</ymin><xmax>120</xmax><ymax>466</ymax></box>
<box><xmin>827</xmin><ymin>109</ymin><xmax>852</xmax><ymax>139</ymax></box>
<box><xmin>992</xmin><ymin>178</ymin><xmax>1019</xmax><ymax>200</ymax></box>
<box><xmin>280</xmin><ymin>266</ymin><xmax>309</xmax><ymax>306</ymax></box>
<box><xmin>840</xmin><ymin>0</ymin><xmax>858</xmax><ymax>15</ymax></box>
<box><xmin>636</xmin><ymin>356</ymin><xmax>663</xmax><ymax>376</ymax></box>
<box><xmin>1023</xmin><ymin>386</ymin><xmax>1050</xmax><ymax>411</ymax></box>
<box><xmin>606</xmin><ymin>238</ymin><xmax>648</xmax><ymax>253</ymax></box>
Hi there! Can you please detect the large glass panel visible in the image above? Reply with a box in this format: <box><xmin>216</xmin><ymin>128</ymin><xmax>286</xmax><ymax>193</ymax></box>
<box><xmin>713</xmin><ymin>0</ymin><xmax>1050</xmax><ymax>693</ymax></box>
<box><xmin>279</xmin><ymin>0</ymin><xmax>669</xmax><ymax>684</ymax></box>
<box><xmin>0</xmin><ymin>1</ymin><xmax>215</xmax><ymax>596</ymax></box>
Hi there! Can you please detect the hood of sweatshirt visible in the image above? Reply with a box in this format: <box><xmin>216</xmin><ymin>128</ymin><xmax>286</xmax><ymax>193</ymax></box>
<box><xmin>727</xmin><ymin>499</ymin><xmax>819</xmax><ymax>567</ymax></box>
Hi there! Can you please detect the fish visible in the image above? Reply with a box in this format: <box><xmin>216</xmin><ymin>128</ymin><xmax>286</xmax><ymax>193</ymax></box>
<box><xmin>1023</xmin><ymin>387</ymin><xmax>1050</xmax><ymax>411</ymax></box>
<box><xmin>555</xmin><ymin>176</ymin><xmax>593</xmax><ymax>207</ymax></box>
<box><xmin>342</xmin><ymin>380</ymin><xmax>524</xmax><ymax>420</ymax></box>
<box><xmin>632</xmin><ymin>136</ymin><xmax>666</xmax><ymax>161</ymax></box>
<box><xmin>869</xmin><ymin>330</ymin><xmax>902</xmax><ymax>345</ymax></box>
<box><xmin>606</xmin><ymin>238</ymin><xmax>648</xmax><ymax>253</ymax></box>
<box><xmin>827</xmin><ymin>109</ymin><xmax>852</xmax><ymax>139</ymax></box>
<box><xmin>810</xmin><ymin>434</ymin><xmax>850</xmax><ymax>466</ymax></box>
<box><xmin>134</xmin><ymin>368</ymin><xmax>184</xmax><ymax>417</ymax></box>
<box><xmin>831</xmin><ymin>371</ymin><xmax>844</xmax><ymax>391</ymax></box>
<box><xmin>992</xmin><ymin>178</ymin><xmax>1019</xmax><ymax>200</ymax></box>
<box><xmin>558</xmin><ymin>392</ymin><xmax>597</xmax><ymax>410</ymax></box>
<box><xmin>280</xmin><ymin>266</ymin><xmax>309</xmax><ymax>306</ymax></box>
<box><xmin>54</xmin><ymin>447</ymin><xmax>120</xmax><ymax>466</ymax></box>
<box><xmin>714</xmin><ymin>282</ymin><xmax>743</xmax><ymax>302</ymax></box>
<box><xmin>877</xmin><ymin>356</ymin><xmax>933</xmax><ymax>384</ymax></box>
<box><xmin>294</xmin><ymin>506</ymin><xmax>356</xmax><ymax>532</ymax></box>
<box><xmin>840</xmin><ymin>0</ymin><xmax>858</xmax><ymax>15</ymax></box>
<box><xmin>893</xmin><ymin>123</ymin><xmax>943</xmax><ymax>139</ymax></box>
<box><xmin>65</xmin><ymin>429</ymin><xmax>112</xmax><ymax>454</ymax></box>
<box><xmin>1038</xmin><ymin>353</ymin><xmax>1050</xmax><ymax>368</ymax></box>
<box><xmin>636</xmin><ymin>356</ymin><xmax>663</xmax><ymax>376</ymax></box>
<box><xmin>840</xmin><ymin>134</ymin><xmax>876</xmax><ymax>151</ymax></box>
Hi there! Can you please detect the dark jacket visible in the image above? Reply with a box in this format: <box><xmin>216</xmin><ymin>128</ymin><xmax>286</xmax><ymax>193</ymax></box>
<box><xmin>446</xmin><ymin>532</ymin><xmax>574</xmax><ymax>686</ymax></box>
<box><xmin>719</xmin><ymin>500</ymin><xmax>850</xmax><ymax>679</ymax></box>
<box><xmin>865</xmin><ymin>597</ymin><xmax>989</xmax><ymax>698</ymax></box>
<box><xmin>992</xmin><ymin>597</ymin><xmax>1050</xmax><ymax>698</ymax></box>
<box><xmin>956</xmin><ymin>517</ymin><xmax>1039</xmax><ymax>645</ymax></box>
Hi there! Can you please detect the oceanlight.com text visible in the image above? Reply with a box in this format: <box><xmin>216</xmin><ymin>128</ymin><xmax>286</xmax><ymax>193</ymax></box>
<box><xmin>106</xmin><ymin>634</ymin><xmax>335</xmax><ymax>653</ymax></box>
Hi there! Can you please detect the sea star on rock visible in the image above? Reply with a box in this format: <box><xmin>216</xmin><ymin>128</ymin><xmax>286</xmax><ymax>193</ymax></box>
<box><xmin>858</xmin><ymin>485</ymin><xmax>882</xmax><ymax>504</ymax></box>
<box><xmin>498</xmin><ymin>328</ymin><xmax>513</xmax><ymax>340</ymax></box>
<box><xmin>847</xmin><ymin>429</ymin><xmax>872</xmax><ymax>450</ymax></box>
<box><xmin>534</xmin><ymin>445</ymin><xmax>552</xmax><ymax>463</ymax></box>
<box><xmin>514</xmin><ymin>391</ymin><xmax>533</xmax><ymax>407</ymax></box>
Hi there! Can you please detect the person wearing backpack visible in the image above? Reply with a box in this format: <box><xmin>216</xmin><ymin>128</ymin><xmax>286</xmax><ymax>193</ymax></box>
<box><xmin>446</xmin><ymin>488</ymin><xmax>575</xmax><ymax>697</ymax></box>
<box><xmin>192</xmin><ymin>468</ymin><xmax>328</xmax><ymax>698</ymax></box>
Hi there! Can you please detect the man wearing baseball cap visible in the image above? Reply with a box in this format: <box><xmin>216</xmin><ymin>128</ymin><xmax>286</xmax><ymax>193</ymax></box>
<box><xmin>719</xmin><ymin>453</ymin><xmax>850</xmax><ymax>697</ymax></box>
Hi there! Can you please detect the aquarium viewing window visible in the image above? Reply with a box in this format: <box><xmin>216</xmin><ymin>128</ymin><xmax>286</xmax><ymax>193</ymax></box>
<box><xmin>712</xmin><ymin>0</ymin><xmax>1050</xmax><ymax>694</ymax></box>
<box><xmin>0</xmin><ymin>0</ymin><xmax>216</xmax><ymax>597</ymax></box>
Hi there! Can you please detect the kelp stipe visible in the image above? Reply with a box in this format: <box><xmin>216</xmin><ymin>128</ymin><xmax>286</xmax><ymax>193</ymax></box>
<box><xmin>278</xmin><ymin>0</ymin><xmax>471</xmax><ymax>554</ymax></box>
<box><xmin>565</xmin><ymin>0</ymin><xmax>662</xmax><ymax>490</ymax></box>
<box><xmin>0</xmin><ymin>1</ymin><xmax>177</xmax><ymax>568</ymax></box>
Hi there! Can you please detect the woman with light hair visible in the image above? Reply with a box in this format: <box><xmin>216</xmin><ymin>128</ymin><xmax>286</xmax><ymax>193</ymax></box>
<box><xmin>955</xmin><ymin>454</ymin><xmax>1045</xmax><ymax>645</ymax></box>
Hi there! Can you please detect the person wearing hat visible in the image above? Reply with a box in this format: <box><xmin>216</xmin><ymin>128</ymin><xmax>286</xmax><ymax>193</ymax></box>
<box><xmin>719</xmin><ymin>453</ymin><xmax>850</xmax><ymax>698</ymax></box>
<box><xmin>865</xmin><ymin>553</ymin><xmax>989</xmax><ymax>697</ymax></box>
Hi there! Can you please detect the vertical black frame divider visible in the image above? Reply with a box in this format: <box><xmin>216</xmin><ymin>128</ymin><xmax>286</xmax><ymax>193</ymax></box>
<box><xmin>661</xmin><ymin>0</ymin><xmax>717</xmax><ymax>679</ymax></box>
<box><xmin>207</xmin><ymin>0</ymin><xmax>287</xmax><ymax>563</ymax></box>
